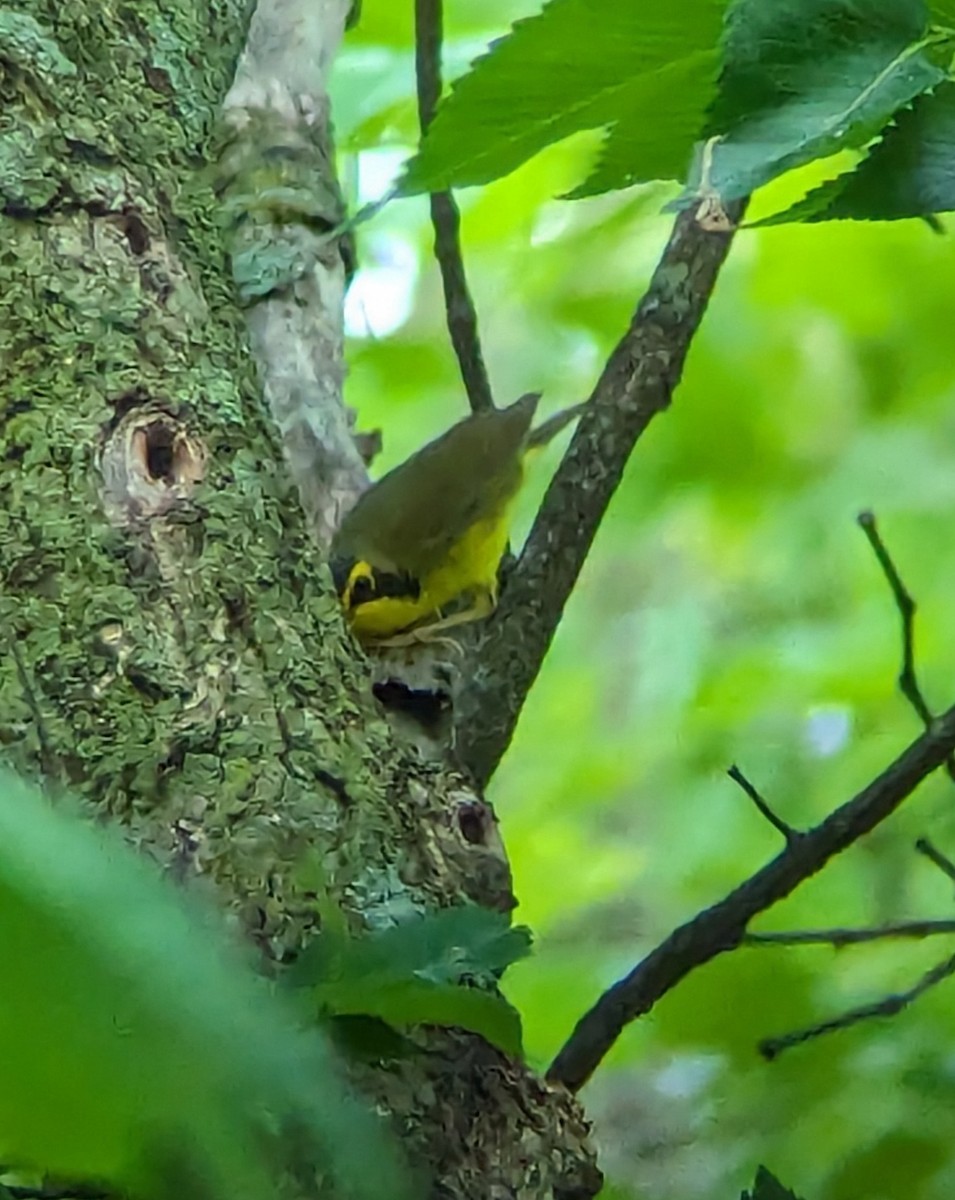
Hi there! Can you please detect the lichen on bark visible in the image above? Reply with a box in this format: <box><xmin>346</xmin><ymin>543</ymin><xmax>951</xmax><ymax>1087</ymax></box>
<box><xmin>0</xmin><ymin>1</ymin><xmax>599</xmax><ymax>1195</ymax></box>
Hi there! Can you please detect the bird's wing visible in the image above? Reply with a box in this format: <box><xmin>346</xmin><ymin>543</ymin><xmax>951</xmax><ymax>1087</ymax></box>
<box><xmin>334</xmin><ymin>395</ymin><xmax>537</xmax><ymax>577</ymax></box>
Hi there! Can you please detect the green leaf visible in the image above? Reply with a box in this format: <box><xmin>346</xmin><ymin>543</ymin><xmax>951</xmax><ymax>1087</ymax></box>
<box><xmin>399</xmin><ymin>0</ymin><xmax>729</xmax><ymax>195</ymax></box>
<box><xmin>323</xmin><ymin>976</ymin><xmax>525</xmax><ymax>1058</ymax></box>
<box><xmin>680</xmin><ymin>0</ymin><xmax>949</xmax><ymax>206</ymax></box>
<box><xmin>0</xmin><ymin>769</ymin><xmax>409</xmax><ymax>1200</ymax></box>
<box><xmin>289</xmin><ymin>906</ymin><xmax>531</xmax><ymax>1056</ymax></box>
<box><xmin>359</xmin><ymin>904</ymin><xmax>533</xmax><ymax>982</ymax></box>
<box><xmin>566</xmin><ymin>50</ymin><xmax>720</xmax><ymax>198</ymax></box>
<box><xmin>290</xmin><ymin>903</ymin><xmax>532</xmax><ymax>989</ymax></box>
<box><xmin>753</xmin><ymin>82</ymin><xmax>955</xmax><ymax>224</ymax></box>
<box><xmin>741</xmin><ymin>1166</ymin><xmax>805</xmax><ymax>1200</ymax></box>
<box><xmin>328</xmin><ymin>1014</ymin><xmax>414</xmax><ymax>1063</ymax></box>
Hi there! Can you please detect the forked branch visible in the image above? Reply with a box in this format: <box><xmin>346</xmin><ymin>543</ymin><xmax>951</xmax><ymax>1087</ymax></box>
<box><xmin>858</xmin><ymin>511</ymin><xmax>955</xmax><ymax>782</ymax></box>
<box><xmin>455</xmin><ymin>199</ymin><xmax>746</xmax><ymax>787</ymax></box>
<box><xmin>728</xmin><ymin>764</ymin><xmax>801</xmax><ymax>846</ymax></box>
<box><xmin>759</xmin><ymin>948</ymin><xmax>955</xmax><ymax>1060</ymax></box>
<box><xmin>547</xmin><ymin>701</ymin><xmax>955</xmax><ymax>1092</ymax></box>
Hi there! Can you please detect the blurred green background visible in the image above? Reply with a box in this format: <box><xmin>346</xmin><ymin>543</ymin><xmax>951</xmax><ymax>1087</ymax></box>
<box><xmin>333</xmin><ymin>5</ymin><xmax>955</xmax><ymax>1197</ymax></box>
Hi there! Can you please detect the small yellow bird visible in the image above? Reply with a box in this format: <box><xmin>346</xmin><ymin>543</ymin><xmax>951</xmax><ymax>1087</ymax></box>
<box><xmin>330</xmin><ymin>393</ymin><xmax>582</xmax><ymax>644</ymax></box>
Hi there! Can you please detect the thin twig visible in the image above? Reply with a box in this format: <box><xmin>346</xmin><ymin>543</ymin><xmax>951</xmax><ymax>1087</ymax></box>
<box><xmin>857</xmin><ymin>510</ymin><xmax>931</xmax><ymax>724</ymax></box>
<box><xmin>915</xmin><ymin>836</ymin><xmax>955</xmax><ymax>886</ymax></box>
<box><xmin>546</xmin><ymin>699</ymin><xmax>955</xmax><ymax>1092</ymax></box>
<box><xmin>857</xmin><ymin>511</ymin><xmax>955</xmax><ymax>781</ymax></box>
<box><xmin>455</xmin><ymin>199</ymin><xmax>747</xmax><ymax>787</ymax></box>
<box><xmin>414</xmin><ymin>0</ymin><xmax>494</xmax><ymax>414</ymax></box>
<box><xmin>728</xmin><ymin>764</ymin><xmax>800</xmax><ymax>845</ymax></box>
<box><xmin>759</xmin><ymin>948</ymin><xmax>955</xmax><ymax>1060</ymax></box>
<box><xmin>744</xmin><ymin>919</ymin><xmax>955</xmax><ymax>947</ymax></box>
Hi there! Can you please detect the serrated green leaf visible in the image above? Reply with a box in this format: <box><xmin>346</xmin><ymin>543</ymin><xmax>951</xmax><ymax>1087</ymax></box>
<box><xmin>400</xmin><ymin>0</ymin><xmax>729</xmax><ymax>195</ymax></box>
<box><xmin>680</xmin><ymin>0</ymin><xmax>948</xmax><ymax>207</ymax></box>
<box><xmin>753</xmin><ymin>82</ymin><xmax>955</xmax><ymax>224</ymax></box>
<box><xmin>741</xmin><ymin>1166</ymin><xmax>805</xmax><ymax>1200</ymax></box>
<box><xmin>322</xmin><ymin>976</ymin><xmax>524</xmax><ymax>1058</ymax></box>
<box><xmin>566</xmin><ymin>50</ymin><xmax>720</xmax><ymax>198</ymax></box>
<box><xmin>0</xmin><ymin>769</ymin><xmax>409</xmax><ymax>1200</ymax></box>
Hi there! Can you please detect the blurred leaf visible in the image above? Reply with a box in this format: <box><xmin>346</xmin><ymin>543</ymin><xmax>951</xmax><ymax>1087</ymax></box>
<box><xmin>753</xmin><ymin>83</ymin><xmax>955</xmax><ymax>224</ymax></box>
<box><xmin>400</xmin><ymin>0</ymin><xmax>728</xmax><ymax>195</ymax></box>
<box><xmin>679</xmin><ymin>0</ymin><xmax>949</xmax><ymax>206</ymax></box>
<box><xmin>741</xmin><ymin>1166</ymin><xmax>805</xmax><ymax>1200</ymax></box>
<box><xmin>827</xmin><ymin>1131</ymin><xmax>949</xmax><ymax>1199</ymax></box>
<box><xmin>653</xmin><ymin>950</ymin><xmax>817</xmax><ymax>1066</ymax></box>
<box><xmin>0</xmin><ymin>769</ymin><xmax>408</xmax><ymax>1200</ymax></box>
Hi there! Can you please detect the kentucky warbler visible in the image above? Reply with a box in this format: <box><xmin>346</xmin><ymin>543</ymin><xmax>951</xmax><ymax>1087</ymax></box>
<box><xmin>330</xmin><ymin>393</ymin><xmax>582</xmax><ymax>644</ymax></box>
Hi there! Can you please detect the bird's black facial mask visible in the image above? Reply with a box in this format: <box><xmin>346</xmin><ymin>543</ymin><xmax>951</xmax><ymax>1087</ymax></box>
<box><xmin>331</xmin><ymin>558</ymin><xmax>422</xmax><ymax>610</ymax></box>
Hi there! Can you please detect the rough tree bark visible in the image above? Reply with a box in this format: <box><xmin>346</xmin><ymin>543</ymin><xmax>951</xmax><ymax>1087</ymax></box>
<box><xmin>0</xmin><ymin>2</ymin><xmax>599</xmax><ymax>1197</ymax></box>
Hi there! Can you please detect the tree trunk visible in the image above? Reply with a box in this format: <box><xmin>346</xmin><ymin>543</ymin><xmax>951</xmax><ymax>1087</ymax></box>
<box><xmin>0</xmin><ymin>2</ymin><xmax>600</xmax><ymax>1195</ymax></box>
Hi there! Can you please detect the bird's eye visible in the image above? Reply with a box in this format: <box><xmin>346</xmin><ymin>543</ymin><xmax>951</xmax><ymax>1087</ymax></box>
<box><xmin>348</xmin><ymin>571</ymin><xmax>377</xmax><ymax>607</ymax></box>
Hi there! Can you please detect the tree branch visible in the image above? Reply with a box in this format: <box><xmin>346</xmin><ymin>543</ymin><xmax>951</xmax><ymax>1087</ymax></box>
<box><xmin>759</xmin><ymin>947</ymin><xmax>955</xmax><ymax>1061</ymax></box>
<box><xmin>728</xmin><ymin>764</ymin><xmax>800</xmax><ymax>845</ymax></box>
<box><xmin>857</xmin><ymin>511</ymin><xmax>955</xmax><ymax>781</ymax></box>
<box><xmin>454</xmin><ymin>199</ymin><xmax>746</xmax><ymax>787</ymax></box>
<box><xmin>915</xmin><ymin>835</ymin><xmax>955</xmax><ymax>886</ymax></box>
<box><xmin>744</xmin><ymin>919</ymin><xmax>955</xmax><ymax>947</ymax></box>
<box><xmin>220</xmin><ymin>0</ymin><xmax>364</xmax><ymax>547</ymax></box>
<box><xmin>414</xmin><ymin>0</ymin><xmax>494</xmax><ymax>414</ymax></box>
<box><xmin>546</xmin><ymin>700</ymin><xmax>955</xmax><ymax>1092</ymax></box>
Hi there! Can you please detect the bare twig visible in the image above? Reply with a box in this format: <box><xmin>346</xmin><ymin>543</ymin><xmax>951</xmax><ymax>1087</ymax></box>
<box><xmin>745</xmin><ymin>920</ymin><xmax>955</xmax><ymax>947</ymax></box>
<box><xmin>546</xmin><ymin>699</ymin><xmax>955</xmax><ymax>1092</ymax></box>
<box><xmin>759</xmin><ymin>948</ymin><xmax>955</xmax><ymax>1060</ymax></box>
<box><xmin>414</xmin><ymin>0</ymin><xmax>494</xmax><ymax>414</ymax></box>
<box><xmin>857</xmin><ymin>511</ymin><xmax>955</xmax><ymax>780</ymax></box>
<box><xmin>728</xmin><ymin>764</ymin><xmax>800</xmax><ymax>845</ymax></box>
<box><xmin>857</xmin><ymin>510</ymin><xmax>931</xmax><ymax>724</ymax></box>
<box><xmin>455</xmin><ymin>199</ymin><xmax>747</xmax><ymax>787</ymax></box>
<box><xmin>915</xmin><ymin>836</ymin><xmax>955</xmax><ymax>886</ymax></box>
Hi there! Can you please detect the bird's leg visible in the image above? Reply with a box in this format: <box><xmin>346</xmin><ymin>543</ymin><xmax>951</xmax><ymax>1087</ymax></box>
<box><xmin>374</xmin><ymin>590</ymin><xmax>495</xmax><ymax>649</ymax></box>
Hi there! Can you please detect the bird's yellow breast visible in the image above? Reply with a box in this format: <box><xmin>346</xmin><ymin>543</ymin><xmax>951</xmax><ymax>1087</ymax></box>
<box><xmin>347</xmin><ymin>509</ymin><xmax>512</xmax><ymax>639</ymax></box>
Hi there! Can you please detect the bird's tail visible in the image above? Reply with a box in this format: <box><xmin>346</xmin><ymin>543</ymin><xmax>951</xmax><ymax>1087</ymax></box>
<box><xmin>526</xmin><ymin>402</ymin><xmax>587</xmax><ymax>450</ymax></box>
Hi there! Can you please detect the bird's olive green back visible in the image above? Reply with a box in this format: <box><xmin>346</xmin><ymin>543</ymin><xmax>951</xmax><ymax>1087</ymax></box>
<box><xmin>332</xmin><ymin>394</ymin><xmax>540</xmax><ymax>578</ymax></box>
